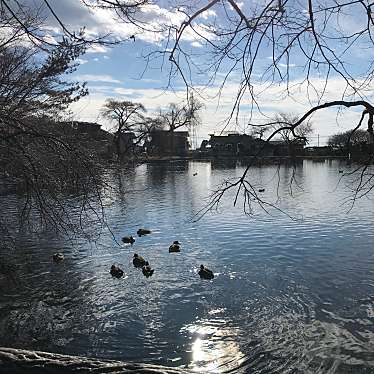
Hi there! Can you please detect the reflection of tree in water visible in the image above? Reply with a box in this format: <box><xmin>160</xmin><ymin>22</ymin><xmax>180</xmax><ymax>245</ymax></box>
<box><xmin>0</xmin><ymin>232</ymin><xmax>100</xmax><ymax>356</ymax></box>
<box><xmin>210</xmin><ymin>159</ymin><xmax>238</xmax><ymax>170</ymax></box>
<box><xmin>146</xmin><ymin>161</ymin><xmax>189</xmax><ymax>187</ymax></box>
<box><xmin>146</xmin><ymin>163</ymin><xmax>168</xmax><ymax>187</ymax></box>
<box><xmin>277</xmin><ymin>160</ymin><xmax>305</xmax><ymax>197</ymax></box>
<box><xmin>109</xmin><ymin>165</ymin><xmax>138</xmax><ymax>203</ymax></box>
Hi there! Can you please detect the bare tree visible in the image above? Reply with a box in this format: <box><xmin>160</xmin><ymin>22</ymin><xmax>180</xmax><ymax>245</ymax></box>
<box><xmin>158</xmin><ymin>95</ymin><xmax>203</xmax><ymax>132</ymax></box>
<box><xmin>101</xmin><ymin>99</ymin><xmax>146</xmax><ymax>160</ymax></box>
<box><xmin>328</xmin><ymin>129</ymin><xmax>368</xmax><ymax>149</ymax></box>
<box><xmin>262</xmin><ymin>112</ymin><xmax>314</xmax><ymax>157</ymax></box>
<box><xmin>251</xmin><ymin>112</ymin><xmax>313</xmax><ymax>146</ymax></box>
<box><xmin>0</xmin><ymin>3</ymin><xmax>110</xmax><ymax>244</ymax></box>
<box><xmin>270</xmin><ymin>113</ymin><xmax>313</xmax><ymax>143</ymax></box>
<box><xmin>328</xmin><ymin>128</ymin><xmax>370</xmax><ymax>158</ymax></box>
<box><xmin>250</xmin><ymin>126</ymin><xmax>267</xmax><ymax>140</ymax></box>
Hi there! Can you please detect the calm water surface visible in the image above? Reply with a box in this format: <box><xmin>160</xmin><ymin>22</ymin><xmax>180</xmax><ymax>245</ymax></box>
<box><xmin>1</xmin><ymin>160</ymin><xmax>374</xmax><ymax>373</ymax></box>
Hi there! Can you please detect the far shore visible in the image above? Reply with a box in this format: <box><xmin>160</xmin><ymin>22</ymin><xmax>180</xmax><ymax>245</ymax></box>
<box><xmin>121</xmin><ymin>154</ymin><xmax>354</xmax><ymax>164</ymax></box>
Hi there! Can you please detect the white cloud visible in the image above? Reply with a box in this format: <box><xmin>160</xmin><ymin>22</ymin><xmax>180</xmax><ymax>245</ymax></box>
<box><xmin>191</xmin><ymin>41</ymin><xmax>203</xmax><ymax>48</ymax></box>
<box><xmin>30</xmin><ymin>0</ymin><xmax>217</xmax><ymax>48</ymax></box>
<box><xmin>87</xmin><ymin>85</ymin><xmax>118</xmax><ymax>92</ymax></box>
<box><xmin>86</xmin><ymin>44</ymin><xmax>109</xmax><ymax>54</ymax></box>
<box><xmin>43</xmin><ymin>33</ymin><xmax>58</xmax><ymax>44</ymax></box>
<box><xmin>228</xmin><ymin>1</ymin><xmax>244</xmax><ymax>11</ymax></box>
<box><xmin>75</xmin><ymin>74</ymin><xmax>121</xmax><ymax>83</ymax></box>
<box><xmin>113</xmin><ymin>88</ymin><xmax>142</xmax><ymax>98</ymax></box>
<box><xmin>199</xmin><ymin>9</ymin><xmax>217</xmax><ymax>20</ymax></box>
<box><xmin>76</xmin><ymin>58</ymin><xmax>88</xmax><ymax>65</ymax></box>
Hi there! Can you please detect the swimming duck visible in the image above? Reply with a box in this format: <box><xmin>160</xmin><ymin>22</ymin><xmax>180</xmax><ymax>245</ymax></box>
<box><xmin>137</xmin><ymin>228</ymin><xmax>151</xmax><ymax>236</ymax></box>
<box><xmin>122</xmin><ymin>236</ymin><xmax>135</xmax><ymax>244</ymax></box>
<box><xmin>52</xmin><ymin>253</ymin><xmax>64</xmax><ymax>262</ymax></box>
<box><xmin>169</xmin><ymin>241</ymin><xmax>181</xmax><ymax>253</ymax></box>
<box><xmin>258</xmin><ymin>188</ymin><xmax>265</xmax><ymax>192</ymax></box>
<box><xmin>133</xmin><ymin>253</ymin><xmax>146</xmax><ymax>268</ymax></box>
<box><xmin>110</xmin><ymin>264</ymin><xmax>124</xmax><ymax>278</ymax></box>
<box><xmin>142</xmin><ymin>261</ymin><xmax>154</xmax><ymax>277</ymax></box>
<box><xmin>198</xmin><ymin>264</ymin><xmax>214</xmax><ymax>280</ymax></box>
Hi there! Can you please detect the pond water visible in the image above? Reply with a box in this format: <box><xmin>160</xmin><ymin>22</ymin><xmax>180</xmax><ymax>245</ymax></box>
<box><xmin>1</xmin><ymin>159</ymin><xmax>374</xmax><ymax>373</ymax></box>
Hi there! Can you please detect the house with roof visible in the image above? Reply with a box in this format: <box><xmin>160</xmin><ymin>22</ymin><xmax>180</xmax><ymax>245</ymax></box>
<box><xmin>146</xmin><ymin>130</ymin><xmax>189</xmax><ymax>157</ymax></box>
<box><xmin>205</xmin><ymin>132</ymin><xmax>306</xmax><ymax>157</ymax></box>
<box><xmin>208</xmin><ymin>132</ymin><xmax>268</xmax><ymax>156</ymax></box>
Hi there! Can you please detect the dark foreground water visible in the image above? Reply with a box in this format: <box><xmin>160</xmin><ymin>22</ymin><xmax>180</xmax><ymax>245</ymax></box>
<box><xmin>1</xmin><ymin>159</ymin><xmax>374</xmax><ymax>373</ymax></box>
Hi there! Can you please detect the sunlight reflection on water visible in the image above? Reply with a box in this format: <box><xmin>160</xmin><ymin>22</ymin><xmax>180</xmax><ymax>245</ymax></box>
<box><xmin>181</xmin><ymin>313</ymin><xmax>245</xmax><ymax>373</ymax></box>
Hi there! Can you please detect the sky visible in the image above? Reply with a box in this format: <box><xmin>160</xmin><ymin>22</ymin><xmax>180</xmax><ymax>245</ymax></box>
<box><xmin>21</xmin><ymin>0</ymin><xmax>374</xmax><ymax>147</ymax></box>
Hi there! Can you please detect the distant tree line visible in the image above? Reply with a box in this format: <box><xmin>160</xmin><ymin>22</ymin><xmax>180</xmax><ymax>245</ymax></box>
<box><xmin>328</xmin><ymin>129</ymin><xmax>369</xmax><ymax>152</ymax></box>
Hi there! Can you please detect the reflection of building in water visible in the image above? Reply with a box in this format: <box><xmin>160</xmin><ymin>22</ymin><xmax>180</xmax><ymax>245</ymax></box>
<box><xmin>180</xmin><ymin>315</ymin><xmax>245</xmax><ymax>373</ymax></box>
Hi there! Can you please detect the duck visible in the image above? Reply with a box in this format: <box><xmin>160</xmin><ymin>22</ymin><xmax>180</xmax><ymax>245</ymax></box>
<box><xmin>169</xmin><ymin>240</ymin><xmax>181</xmax><ymax>253</ymax></box>
<box><xmin>142</xmin><ymin>261</ymin><xmax>155</xmax><ymax>277</ymax></box>
<box><xmin>110</xmin><ymin>264</ymin><xmax>124</xmax><ymax>278</ymax></box>
<box><xmin>122</xmin><ymin>236</ymin><xmax>135</xmax><ymax>244</ymax></box>
<box><xmin>137</xmin><ymin>228</ymin><xmax>151</xmax><ymax>236</ymax></box>
<box><xmin>52</xmin><ymin>253</ymin><xmax>64</xmax><ymax>262</ymax></box>
<box><xmin>198</xmin><ymin>264</ymin><xmax>214</xmax><ymax>280</ymax></box>
<box><xmin>339</xmin><ymin>170</ymin><xmax>344</xmax><ymax>173</ymax></box>
<box><xmin>133</xmin><ymin>253</ymin><xmax>146</xmax><ymax>268</ymax></box>
<box><xmin>258</xmin><ymin>188</ymin><xmax>265</xmax><ymax>193</ymax></box>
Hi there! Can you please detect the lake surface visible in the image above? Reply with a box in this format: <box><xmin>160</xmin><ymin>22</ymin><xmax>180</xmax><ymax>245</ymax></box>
<box><xmin>1</xmin><ymin>159</ymin><xmax>374</xmax><ymax>373</ymax></box>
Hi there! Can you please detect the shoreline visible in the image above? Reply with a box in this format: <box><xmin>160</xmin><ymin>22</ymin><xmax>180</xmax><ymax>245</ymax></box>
<box><xmin>0</xmin><ymin>347</ymin><xmax>191</xmax><ymax>373</ymax></box>
<box><xmin>125</xmin><ymin>155</ymin><xmax>352</xmax><ymax>163</ymax></box>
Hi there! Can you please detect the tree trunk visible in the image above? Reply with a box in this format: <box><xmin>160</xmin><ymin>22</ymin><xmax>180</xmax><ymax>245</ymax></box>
<box><xmin>0</xmin><ymin>347</ymin><xmax>191</xmax><ymax>374</ymax></box>
<box><xmin>368</xmin><ymin>113</ymin><xmax>374</xmax><ymax>146</ymax></box>
<box><xmin>115</xmin><ymin>130</ymin><xmax>122</xmax><ymax>161</ymax></box>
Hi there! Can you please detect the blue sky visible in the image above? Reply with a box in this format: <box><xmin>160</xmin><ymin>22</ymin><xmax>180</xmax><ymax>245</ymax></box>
<box><xmin>25</xmin><ymin>0</ymin><xmax>374</xmax><ymax>146</ymax></box>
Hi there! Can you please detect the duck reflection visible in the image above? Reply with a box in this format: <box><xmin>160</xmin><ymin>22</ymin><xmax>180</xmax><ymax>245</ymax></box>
<box><xmin>181</xmin><ymin>316</ymin><xmax>245</xmax><ymax>373</ymax></box>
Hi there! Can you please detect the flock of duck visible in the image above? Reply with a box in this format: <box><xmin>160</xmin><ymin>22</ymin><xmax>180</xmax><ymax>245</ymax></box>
<box><xmin>52</xmin><ymin>228</ymin><xmax>214</xmax><ymax>280</ymax></box>
<box><xmin>116</xmin><ymin>228</ymin><xmax>214</xmax><ymax>280</ymax></box>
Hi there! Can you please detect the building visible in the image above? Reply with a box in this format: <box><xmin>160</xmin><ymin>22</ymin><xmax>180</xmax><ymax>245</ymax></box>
<box><xmin>147</xmin><ymin>130</ymin><xmax>189</xmax><ymax>156</ymax></box>
<box><xmin>118</xmin><ymin>132</ymin><xmax>137</xmax><ymax>155</ymax></box>
<box><xmin>304</xmin><ymin>146</ymin><xmax>332</xmax><ymax>157</ymax></box>
<box><xmin>60</xmin><ymin>120</ymin><xmax>114</xmax><ymax>158</ymax></box>
<box><xmin>208</xmin><ymin>133</ymin><xmax>267</xmax><ymax>157</ymax></box>
<box><xmin>205</xmin><ymin>132</ymin><xmax>307</xmax><ymax>157</ymax></box>
<box><xmin>65</xmin><ymin>121</ymin><xmax>102</xmax><ymax>137</ymax></box>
